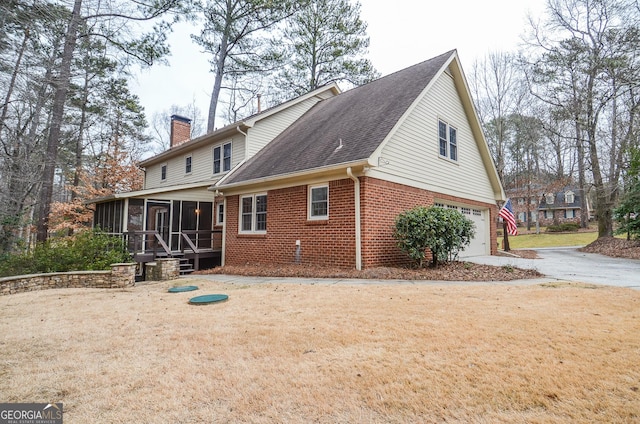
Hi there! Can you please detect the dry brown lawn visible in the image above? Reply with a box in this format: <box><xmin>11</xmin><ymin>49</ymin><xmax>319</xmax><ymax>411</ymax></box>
<box><xmin>1</xmin><ymin>279</ymin><xmax>639</xmax><ymax>423</ymax></box>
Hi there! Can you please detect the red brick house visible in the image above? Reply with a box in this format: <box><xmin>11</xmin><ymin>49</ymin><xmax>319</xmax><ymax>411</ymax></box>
<box><xmin>214</xmin><ymin>50</ymin><xmax>504</xmax><ymax>269</ymax></box>
<box><xmin>90</xmin><ymin>50</ymin><xmax>505</xmax><ymax>271</ymax></box>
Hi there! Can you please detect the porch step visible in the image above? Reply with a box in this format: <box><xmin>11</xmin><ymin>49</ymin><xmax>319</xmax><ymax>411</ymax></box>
<box><xmin>179</xmin><ymin>258</ymin><xmax>194</xmax><ymax>275</ymax></box>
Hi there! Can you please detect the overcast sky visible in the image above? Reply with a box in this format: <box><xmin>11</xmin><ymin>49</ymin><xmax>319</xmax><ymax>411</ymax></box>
<box><xmin>131</xmin><ymin>0</ymin><xmax>545</xmax><ymax>130</ymax></box>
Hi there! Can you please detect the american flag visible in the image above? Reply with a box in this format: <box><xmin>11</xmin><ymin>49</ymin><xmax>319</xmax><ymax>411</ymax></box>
<box><xmin>499</xmin><ymin>199</ymin><xmax>518</xmax><ymax>236</ymax></box>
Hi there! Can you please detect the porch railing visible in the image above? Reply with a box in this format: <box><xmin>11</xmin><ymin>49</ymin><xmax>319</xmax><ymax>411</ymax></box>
<box><xmin>122</xmin><ymin>231</ymin><xmax>172</xmax><ymax>259</ymax></box>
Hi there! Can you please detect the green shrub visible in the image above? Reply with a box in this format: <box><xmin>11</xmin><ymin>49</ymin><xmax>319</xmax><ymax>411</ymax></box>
<box><xmin>393</xmin><ymin>206</ymin><xmax>475</xmax><ymax>268</ymax></box>
<box><xmin>546</xmin><ymin>223</ymin><xmax>580</xmax><ymax>233</ymax></box>
<box><xmin>0</xmin><ymin>229</ymin><xmax>131</xmax><ymax>277</ymax></box>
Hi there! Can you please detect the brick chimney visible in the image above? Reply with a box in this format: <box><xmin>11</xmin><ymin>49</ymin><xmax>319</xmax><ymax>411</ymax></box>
<box><xmin>170</xmin><ymin>115</ymin><xmax>191</xmax><ymax>148</ymax></box>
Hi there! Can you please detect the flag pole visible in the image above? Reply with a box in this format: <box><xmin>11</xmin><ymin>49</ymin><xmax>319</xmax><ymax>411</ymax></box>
<box><xmin>503</xmin><ymin>220</ymin><xmax>510</xmax><ymax>252</ymax></box>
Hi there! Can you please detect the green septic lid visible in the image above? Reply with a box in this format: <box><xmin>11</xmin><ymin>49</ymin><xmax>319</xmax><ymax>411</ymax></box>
<box><xmin>168</xmin><ymin>285</ymin><xmax>199</xmax><ymax>293</ymax></box>
<box><xmin>189</xmin><ymin>294</ymin><xmax>229</xmax><ymax>305</ymax></box>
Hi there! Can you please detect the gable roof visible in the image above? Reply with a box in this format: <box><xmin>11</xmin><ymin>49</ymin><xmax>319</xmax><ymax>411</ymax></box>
<box><xmin>539</xmin><ymin>187</ymin><xmax>583</xmax><ymax>210</ymax></box>
<box><xmin>139</xmin><ymin>83</ymin><xmax>341</xmax><ymax>168</ymax></box>
<box><xmin>221</xmin><ymin>50</ymin><xmax>456</xmax><ymax>186</ymax></box>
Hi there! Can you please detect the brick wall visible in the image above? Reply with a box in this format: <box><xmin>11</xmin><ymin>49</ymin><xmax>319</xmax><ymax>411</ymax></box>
<box><xmin>0</xmin><ymin>263</ymin><xmax>137</xmax><ymax>296</ymax></box>
<box><xmin>225</xmin><ymin>179</ymin><xmax>356</xmax><ymax>268</ymax></box>
<box><xmin>360</xmin><ymin>177</ymin><xmax>498</xmax><ymax>267</ymax></box>
<box><xmin>224</xmin><ymin>177</ymin><xmax>498</xmax><ymax>269</ymax></box>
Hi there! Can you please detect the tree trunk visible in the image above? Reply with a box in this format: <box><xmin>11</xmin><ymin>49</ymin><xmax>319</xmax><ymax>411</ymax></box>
<box><xmin>206</xmin><ymin>32</ymin><xmax>229</xmax><ymax>133</ymax></box>
<box><xmin>35</xmin><ymin>0</ymin><xmax>83</xmax><ymax>242</ymax></box>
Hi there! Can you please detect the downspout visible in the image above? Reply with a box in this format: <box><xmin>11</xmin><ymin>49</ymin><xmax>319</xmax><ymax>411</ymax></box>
<box><xmin>237</xmin><ymin>125</ymin><xmax>248</xmax><ymax>158</ymax></box>
<box><xmin>221</xmin><ymin>196</ymin><xmax>227</xmax><ymax>266</ymax></box>
<box><xmin>346</xmin><ymin>167</ymin><xmax>362</xmax><ymax>270</ymax></box>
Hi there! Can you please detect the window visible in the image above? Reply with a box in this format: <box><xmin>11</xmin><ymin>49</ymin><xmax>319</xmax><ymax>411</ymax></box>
<box><xmin>216</xmin><ymin>203</ymin><xmax>224</xmax><ymax>225</ymax></box>
<box><xmin>185</xmin><ymin>156</ymin><xmax>192</xmax><ymax>174</ymax></box>
<box><xmin>565</xmin><ymin>191</ymin><xmax>575</xmax><ymax>204</ymax></box>
<box><xmin>545</xmin><ymin>210</ymin><xmax>554</xmax><ymax>219</ymax></box>
<box><xmin>545</xmin><ymin>193</ymin><xmax>555</xmax><ymax>204</ymax></box>
<box><xmin>161</xmin><ymin>164</ymin><xmax>167</xmax><ymax>181</ymax></box>
<box><xmin>517</xmin><ymin>198</ymin><xmax>525</xmax><ymax>205</ymax></box>
<box><xmin>240</xmin><ymin>194</ymin><xmax>267</xmax><ymax>233</ymax></box>
<box><xmin>438</xmin><ymin>120</ymin><xmax>458</xmax><ymax>161</ymax></box>
<box><xmin>518</xmin><ymin>212</ymin><xmax>526</xmax><ymax>222</ymax></box>
<box><xmin>309</xmin><ymin>185</ymin><xmax>329</xmax><ymax>219</ymax></box>
<box><xmin>461</xmin><ymin>207</ymin><xmax>471</xmax><ymax>215</ymax></box>
<box><xmin>213</xmin><ymin>142</ymin><xmax>232</xmax><ymax>174</ymax></box>
<box><xmin>565</xmin><ymin>209</ymin><xmax>575</xmax><ymax>218</ymax></box>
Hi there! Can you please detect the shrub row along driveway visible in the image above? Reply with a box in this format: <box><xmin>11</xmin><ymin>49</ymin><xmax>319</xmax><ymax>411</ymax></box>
<box><xmin>466</xmin><ymin>247</ymin><xmax>640</xmax><ymax>289</ymax></box>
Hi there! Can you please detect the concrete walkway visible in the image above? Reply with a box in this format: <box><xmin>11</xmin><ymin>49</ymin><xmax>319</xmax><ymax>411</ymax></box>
<box><xmin>188</xmin><ymin>247</ymin><xmax>640</xmax><ymax>290</ymax></box>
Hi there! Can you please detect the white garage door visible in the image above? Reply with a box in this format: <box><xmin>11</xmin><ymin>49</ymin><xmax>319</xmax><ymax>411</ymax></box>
<box><xmin>435</xmin><ymin>202</ymin><xmax>489</xmax><ymax>258</ymax></box>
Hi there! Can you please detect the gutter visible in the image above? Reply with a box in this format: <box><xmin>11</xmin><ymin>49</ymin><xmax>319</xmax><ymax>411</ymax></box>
<box><xmin>346</xmin><ymin>167</ymin><xmax>362</xmax><ymax>271</ymax></box>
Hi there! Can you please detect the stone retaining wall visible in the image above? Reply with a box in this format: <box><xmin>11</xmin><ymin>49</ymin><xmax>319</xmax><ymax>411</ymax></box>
<box><xmin>144</xmin><ymin>258</ymin><xmax>179</xmax><ymax>282</ymax></box>
<box><xmin>0</xmin><ymin>263</ymin><xmax>137</xmax><ymax>296</ymax></box>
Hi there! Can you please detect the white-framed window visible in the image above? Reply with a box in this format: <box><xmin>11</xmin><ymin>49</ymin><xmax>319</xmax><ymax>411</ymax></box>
<box><xmin>565</xmin><ymin>209</ymin><xmax>575</xmax><ymax>218</ymax></box>
<box><xmin>239</xmin><ymin>193</ymin><xmax>267</xmax><ymax>233</ymax></box>
<box><xmin>213</xmin><ymin>142</ymin><xmax>232</xmax><ymax>174</ymax></box>
<box><xmin>545</xmin><ymin>210</ymin><xmax>554</xmax><ymax>219</ymax></box>
<box><xmin>565</xmin><ymin>191</ymin><xmax>575</xmax><ymax>204</ymax></box>
<box><xmin>185</xmin><ymin>155</ymin><xmax>192</xmax><ymax>174</ymax></box>
<box><xmin>161</xmin><ymin>164</ymin><xmax>167</xmax><ymax>181</ymax></box>
<box><xmin>517</xmin><ymin>198</ymin><xmax>525</xmax><ymax>205</ymax></box>
<box><xmin>545</xmin><ymin>193</ymin><xmax>555</xmax><ymax>204</ymax></box>
<box><xmin>518</xmin><ymin>212</ymin><xmax>526</xmax><ymax>222</ymax></box>
<box><xmin>216</xmin><ymin>203</ymin><xmax>224</xmax><ymax>225</ymax></box>
<box><xmin>438</xmin><ymin>119</ymin><xmax>458</xmax><ymax>161</ymax></box>
<box><xmin>308</xmin><ymin>184</ymin><xmax>329</xmax><ymax>220</ymax></box>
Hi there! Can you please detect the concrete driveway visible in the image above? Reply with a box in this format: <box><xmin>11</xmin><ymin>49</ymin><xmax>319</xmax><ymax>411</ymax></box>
<box><xmin>466</xmin><ymin>247</ymin><xmax>640</xmax><ymax>290</ymax></box>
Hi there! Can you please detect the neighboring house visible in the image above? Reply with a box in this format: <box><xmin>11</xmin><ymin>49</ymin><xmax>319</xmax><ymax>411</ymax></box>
<box><xmin>537</xmin><ymin>188</ymin><xmax>588</xmax><ymax>226</ymax></box>
<box><xmin>506</xmin><ymin>188</ymin><xmax>539</xmax><ymax>226</ymax></box>
<box><xmin>91</xmin><ymin>50</ymin><xmax>505</xmax><ymax>272</ymax></box>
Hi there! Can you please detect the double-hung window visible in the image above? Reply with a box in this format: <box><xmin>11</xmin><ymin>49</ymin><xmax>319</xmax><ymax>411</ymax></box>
<box><xmin>438</xmin><ymin>120</ymin><xmax>458</xmax><ymax>161</ymax></box>
<box><xmin>240</xmin><ymin>194</ymin><xmax>267</xmax><ymax>233</ymax></box>
<box><xmin>161</xmin><ymin>164</ymin><xmax>167</xmax><ymax>181</ymax></box>
<box><xmin>185</xmin><ymin>155</ymin><xmax>192</xmax><ymax>174</ymax></box>
<box><xmin>309</xmin><ymin>185</ymin><xmax>328</xmax><ymax>220</ymax></box>
<box><xmin>216</xmin><ymin>203</ymin><xmax>224</xmax><ymax>225</ymax></box>
<box><xmin>213</xmin><ymin>142</ymin><xmax>232</xmax><ymax>174</ymax></box>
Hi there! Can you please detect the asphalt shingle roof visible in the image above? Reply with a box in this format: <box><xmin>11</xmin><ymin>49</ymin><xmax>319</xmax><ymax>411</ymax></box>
<box><xmin>222</xmin><ymin>50</ymin><xmax>455</xmax><ymax>185</ymax></box>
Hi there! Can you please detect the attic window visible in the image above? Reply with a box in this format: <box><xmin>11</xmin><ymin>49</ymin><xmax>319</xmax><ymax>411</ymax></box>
<box><xmin>438</xmin><ymin>120</ymin><xmax>457</xmax><ymax>161</ymax></box>
<box><xmin>565</xmin><ymin>191</ymin><xmax>575</xmax><ymax>204</ymax></box>
<box><xmin>545</xmin><ymin>193</ymin><xmax>555</xmax><ymax>204</ymax></box>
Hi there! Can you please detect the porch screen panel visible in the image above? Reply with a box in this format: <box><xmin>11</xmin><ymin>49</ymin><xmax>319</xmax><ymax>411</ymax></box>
<box><xmin>127</xmin><ymin>199</ymin><xmax>144</xmax><ymax>252</ymax></box>
<box><xmin>127</xmin><ymin>199</ymin><xmax>144</xmax><ymax>231</ymax></box>
<box><xmin>94</xmin><ymin>200</ymin><xmax>123</xmax><ymax>233</ymax></box>
<box><xmin>197</xmin><ymin>202</ymin><xmax>213</xmax><ymax>249</ymax></box>
<box><xmin>172</xmin><ymin>201</ymin><xmax>181</xmax><ymax>250</ymax></box>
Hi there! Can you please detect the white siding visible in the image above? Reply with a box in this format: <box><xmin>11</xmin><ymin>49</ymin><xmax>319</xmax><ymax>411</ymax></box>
<box><xmin>248</xmin><ymin>97</ymin><xmax>321</xmax><ymax>157</ymax></box>
<box><xmin>144</xmin><ymin>134</ymin><xmax>245</xmax><ymax>190</ymax></box>
<box><xmin>373</xmin><ymin>71</ymin><xmax>496</xmax><ymax>204</ymax></box>
<box><xmin>144</xmin><ymin>187</ymin><xmax>213</xmax><ymax>202</ymax></box>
